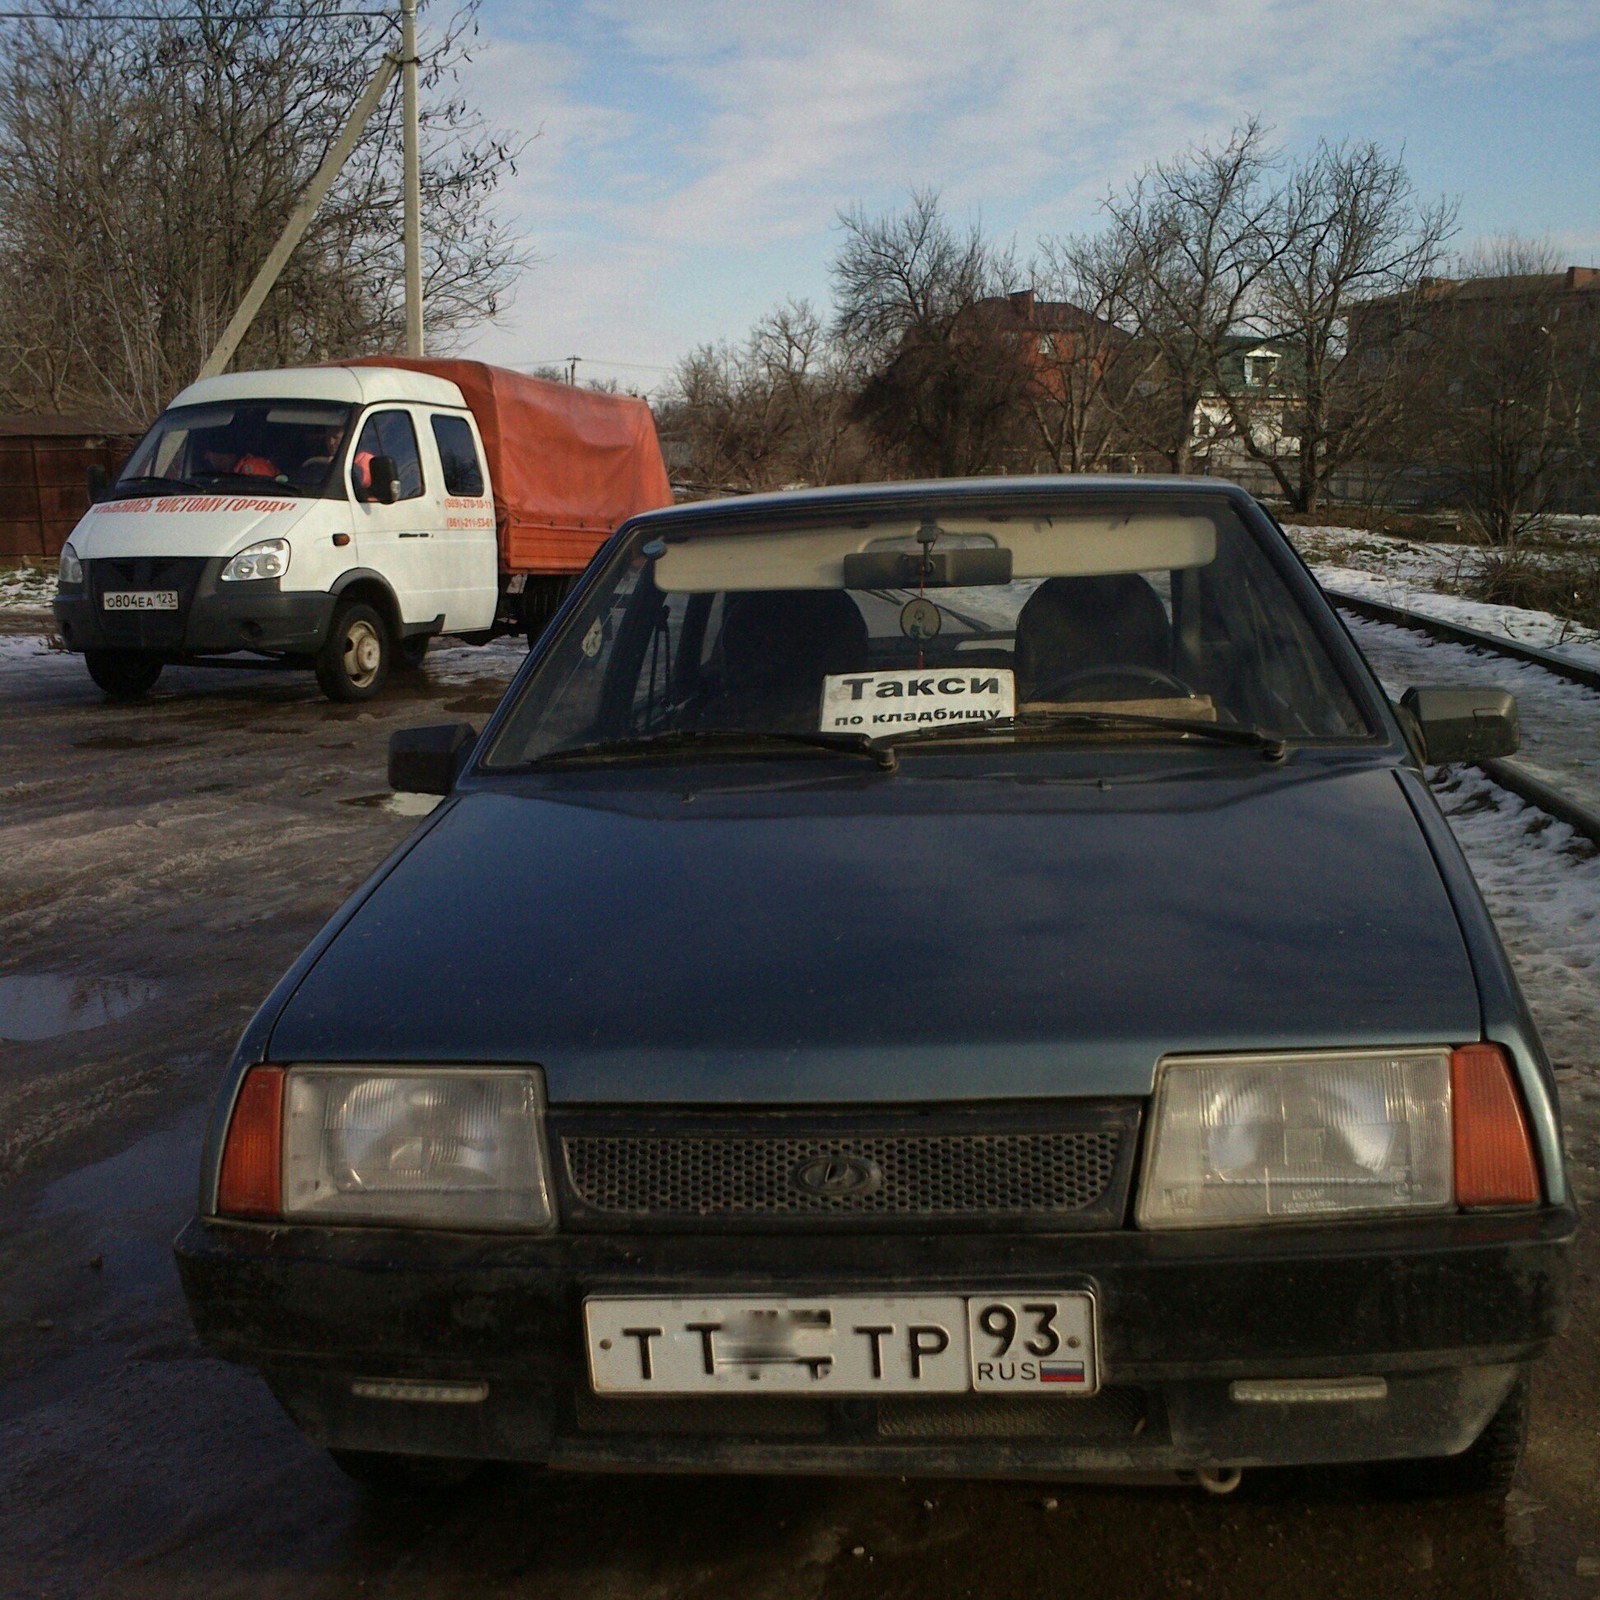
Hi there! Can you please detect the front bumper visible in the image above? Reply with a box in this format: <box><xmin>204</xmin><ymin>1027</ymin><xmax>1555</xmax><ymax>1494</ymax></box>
<box><xmin>55</xmin><ymin>558</ymin><xmax>335</xmax><ymax>656</ymax></box>
<box><xmin>174</xmin><ymin>1207</ymin><xmax>1576</xmax><ymax>1475</ymax></box>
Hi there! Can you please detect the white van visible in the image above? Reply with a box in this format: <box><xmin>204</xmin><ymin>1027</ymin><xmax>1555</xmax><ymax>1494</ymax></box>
<box><xmin>52</xmin><ymin>362</ymin><xmax>672</xmax><ymax>701</ymax></box>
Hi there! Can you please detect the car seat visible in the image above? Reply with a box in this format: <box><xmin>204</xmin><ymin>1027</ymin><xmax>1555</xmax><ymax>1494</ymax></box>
<box><xmin>1013</xmin><ymin>574</ymin><xmax>1173</xmax><ymax>702</ymax></box>
<box><xmin>698</xmin><ymin>590</ymin><xmax>869</xmax><ymax>731</ymax></box>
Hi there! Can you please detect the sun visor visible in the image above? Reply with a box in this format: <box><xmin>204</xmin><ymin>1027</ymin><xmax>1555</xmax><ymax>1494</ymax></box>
<box><xmin>651</xmin><ymin>515</ymin><xmax>1217</xmax><ymax>592</ymax></box>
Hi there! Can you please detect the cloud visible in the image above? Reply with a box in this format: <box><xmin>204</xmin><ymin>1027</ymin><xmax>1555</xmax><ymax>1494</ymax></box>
<box><xmin>456</xmin><ymin>0</ymin><xmax>1600</xmax><ymax>371</ymax></box>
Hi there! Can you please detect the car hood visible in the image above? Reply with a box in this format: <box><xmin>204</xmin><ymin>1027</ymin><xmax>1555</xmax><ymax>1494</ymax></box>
<box><xmin>71</xmin><ymin>494</ymin><xmax>313</xmax><ymax>558</ymax></box>
<box><xmin>269</xmin><ymin>763</ymin><xmax>1482</xmax><ymax>1102</ymax></box>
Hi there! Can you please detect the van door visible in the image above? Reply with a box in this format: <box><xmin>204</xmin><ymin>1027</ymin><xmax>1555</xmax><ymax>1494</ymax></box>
<box><xmin>425</xmin><ymin>410</ymin><xmax>498</xmax><ymax>631</ymax></box>
<box><xmin>349</xmin><ymin>408</ymin><xmax>438</xmax><ymax>624</ymax></box>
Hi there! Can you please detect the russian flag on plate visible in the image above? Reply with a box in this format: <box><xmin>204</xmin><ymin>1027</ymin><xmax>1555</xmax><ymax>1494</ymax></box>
<box><xmin>1038</xmin><ymin>1361</ymin><xmax>1086</xmax><ymax>1384</ymax></box>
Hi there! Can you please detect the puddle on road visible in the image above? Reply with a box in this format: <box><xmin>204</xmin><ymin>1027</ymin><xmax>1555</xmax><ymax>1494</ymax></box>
<box><xmin>444</xmin><ymin>694</ymin><xmax>503</xmax><ymax>714</ymax></box>
<box><xmin>71</xmin><ymin>734</ymin><xmax>184</xmax><ymax>752</ymax></box>
<box><xmin>0</xmin><ymin>974</ymin><xmax>161</xmax><ymax>1042</ymax></box>
<box><xmin>341</xmin><ymin>792</ymin><xmax>442</xmax><ymax>818</ymax></box>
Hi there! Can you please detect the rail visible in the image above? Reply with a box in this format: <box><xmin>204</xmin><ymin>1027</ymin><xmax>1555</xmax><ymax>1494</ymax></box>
<box><xmin>1325</xmin><ymin>588</ymin><xmax>1600</xmax><ymax>848</ymax></box>
<box><xmin>1325</xmin><ymin>588</ymin><xmax>1600</xmax><ymax>694</ymax></box>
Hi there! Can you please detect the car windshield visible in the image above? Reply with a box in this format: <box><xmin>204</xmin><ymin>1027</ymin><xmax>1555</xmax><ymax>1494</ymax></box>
<box><xmin>483</xmin><ymin>496</ymin><xmax>1371</xmax><ymax>769</ymax></box>
<box><xmin>115</xmin><ymin>400</ymin><xmax>357</xmax><ymax>498</ymax></box>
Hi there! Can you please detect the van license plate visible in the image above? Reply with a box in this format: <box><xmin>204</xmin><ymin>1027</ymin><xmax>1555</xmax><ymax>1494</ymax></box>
<box><xmin>103</xmin><ymin>591</ymin><xmax>178</xmax><ymax>611</ymax></box>
<box><xmin>585</xmin><ymin>1293</ymin><xmax>1097</xmax><ymax>1396</ymax></box>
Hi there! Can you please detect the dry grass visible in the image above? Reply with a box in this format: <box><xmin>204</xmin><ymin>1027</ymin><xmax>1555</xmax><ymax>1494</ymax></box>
<box><xmin>1466</xmin><ymin>549</ymin><xmax>1600</xmax><ymax>633</ymax></box>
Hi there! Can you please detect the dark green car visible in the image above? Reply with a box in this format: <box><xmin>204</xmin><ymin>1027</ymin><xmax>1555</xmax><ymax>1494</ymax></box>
<box><xmin>176</xmin><ymin>478</ymin><xmax>1575</xmax><ymax>1496</ymax></box>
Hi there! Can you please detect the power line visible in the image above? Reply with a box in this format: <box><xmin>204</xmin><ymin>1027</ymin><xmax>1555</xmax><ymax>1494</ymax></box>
<box><xmin>516</xmin><ymin>355</ymin><xmax>675</xmax><ymax>374</ymax></box>
<box><xmin>0</xmin><ymin>8</ymin><xmax>394</xmax><ymax>18</ymax></box>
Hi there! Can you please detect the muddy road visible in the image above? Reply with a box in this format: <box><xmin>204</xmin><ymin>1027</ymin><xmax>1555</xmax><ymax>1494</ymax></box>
<box><xmin>2</xmin><ymin>616</ymin><xmax>1598</xmax><ymax>1600</ymax></box>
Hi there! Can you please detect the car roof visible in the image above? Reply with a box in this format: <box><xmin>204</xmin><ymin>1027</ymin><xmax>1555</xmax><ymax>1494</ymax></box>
<box><xmin>631</xmin><ymin>475</ymin><xmax>1252</xmax><ymax>535</ymax></box>
<box><xmin>167</xmin><ymin>366</ymin><xmax>469</xmax><ymax>411</ymax></box>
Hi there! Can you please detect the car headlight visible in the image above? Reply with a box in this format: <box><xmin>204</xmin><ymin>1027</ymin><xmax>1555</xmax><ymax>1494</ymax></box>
<box><xmin>220</xmin><ymin>538</ymin><xmax>290</xmax><ymax>582</ymax></box>
<box><xmin>272</xmin><ymin>1067</ymin><xmax>553</xmax><ymax>1229</ymax></box>
<box><xmin>58</xmin><ymin>542</ymin><xmax>83</xmax><ymax>586</ymax></box>
<box><xmin>1136</xmin><ymin>1049</ymin><xmax>1454</xmax><ymax>1228</ymax></box>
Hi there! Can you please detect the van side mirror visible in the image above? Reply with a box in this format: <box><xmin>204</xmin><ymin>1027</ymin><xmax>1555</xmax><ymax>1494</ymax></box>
<box><xmin>368</xmin><ymin>455</ymin><xmax>400</xmax><ymax>505</ymax></box>
<box><xmin>389</xmin><ymin>723</ymin><xmax>477</xmax><ymax>795</ymax></box>
<box><xmin>86</xmin><ymin>464</ymin><xmax>108</xmax><ymax>504</ymax></box>
<box><xmin>1400</xmin><ymin>686</ymin><xmax>1520</xmax><ymax>763</ymax></box>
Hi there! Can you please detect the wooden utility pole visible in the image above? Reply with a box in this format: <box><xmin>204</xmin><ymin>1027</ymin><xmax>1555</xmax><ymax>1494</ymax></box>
<box><xmin>196</xmin><ymin>0</ymin><xmax>424</xmax><ymax>380</ymax></box>
<box><xmin>401</xmin><ymin>0</ymin><xmax>424</xmax><ymax>356</ymax></box>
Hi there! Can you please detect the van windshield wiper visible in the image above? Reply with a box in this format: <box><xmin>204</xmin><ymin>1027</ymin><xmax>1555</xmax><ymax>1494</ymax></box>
<box><xmin>879</xmin><ymin>710</ymin><xmax>1288</xmax><ymax>761</ymax></box>
<box><xmin>529</xmin><ymin>728</ymin><xmax>899</xmax><ymax>772</ymax></box>
<box><xmin>110</xmin><ymin>475</ymin><xmax>205</xmax><ymax>496</ymax></box>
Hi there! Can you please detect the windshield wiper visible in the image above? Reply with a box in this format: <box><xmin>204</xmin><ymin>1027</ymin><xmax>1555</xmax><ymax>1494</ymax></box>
<box><xmin>529</xmin><ymin>728</ymin><xmax>899</xmax><ymax>772</ymax></box>
<box><xmin>111</xmin><ymin>474</ymin><xmax>205</xmax><ymax>496</ymax></box>
<box><xmin>879</xmin><ymin>710</ymin><xmax>1288</xmax><ymax>761</ymax></box>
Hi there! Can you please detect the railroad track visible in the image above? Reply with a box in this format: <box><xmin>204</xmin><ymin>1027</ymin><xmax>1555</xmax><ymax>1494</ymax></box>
<box><xmin>1326</xmin><ymin>587</ymin><xmax>1600</xmax><ymax>848</ymax></box>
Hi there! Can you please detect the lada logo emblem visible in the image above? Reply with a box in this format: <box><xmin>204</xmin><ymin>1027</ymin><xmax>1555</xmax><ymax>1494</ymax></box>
<box><xmin>793</xmin><ymin>1154</ymin><xmax>882</xmax><ymax>1198</ymax></box>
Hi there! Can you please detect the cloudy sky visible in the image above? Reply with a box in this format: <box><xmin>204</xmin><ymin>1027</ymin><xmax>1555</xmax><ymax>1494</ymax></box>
<box><xmin>452</xmin><ymin>0</ymin><xmax>1600</xmax><ymax>391</ymax></box>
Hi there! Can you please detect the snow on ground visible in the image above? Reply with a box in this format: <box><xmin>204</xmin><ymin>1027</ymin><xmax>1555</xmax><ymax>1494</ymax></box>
<box><xmin>1345</xmin><ymin>613</ymin><xmax>1600</xmax><ymax>815</ymax></box>
<box><xmin>1291</xmin><ymin>525</ymin><xmax>1481</xmax><ymax>594</ymax></box>
<box><xmin>1286</xmin><ymin>524</ymin><xmax>1600</xmax><ymax>673</ymax></box>
<box><xmin>423</xmin><ymin>634</ymin><xmax>528</xmax><ymax>688</ymax></box>
<box><xmin>1318</xmin><ymin>567</ymin><xmax>1600</xmax><ymax>673</ymax></box>
<box><xmin>0</xmin><ymin>627</ymin><xmax>526</xmax><ymax>708</ymax></box>
<box><xmin>1432</xmin><ymin>764</ymin><xmax>1600</xmax><ymax>1085</ymax></box>
<box><xmin>0</xmin><ymin>566</ymin><xmax>55</xmax><ymax>611</ymax></box>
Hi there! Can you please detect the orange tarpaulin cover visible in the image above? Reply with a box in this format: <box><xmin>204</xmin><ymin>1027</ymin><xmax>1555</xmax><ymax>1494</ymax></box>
<box><xmin>347</xmin><ymin>357</ymin><xmax>673</xmax><ymax>575</ymax></box>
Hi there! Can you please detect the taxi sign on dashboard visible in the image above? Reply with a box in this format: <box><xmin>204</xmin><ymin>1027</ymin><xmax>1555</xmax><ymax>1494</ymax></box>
<box><xmin>820</xmin><ymin>668</ymin><xmax>1014</xmax><ymax>734</ymax></box>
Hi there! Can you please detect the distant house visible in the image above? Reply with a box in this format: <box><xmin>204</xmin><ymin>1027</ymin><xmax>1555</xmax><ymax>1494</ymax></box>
<box><xmin>1194</xmin><ymin>334</ymin><xmax>1304</xmax><ymax>469</ymax></box>
<box><xmin>1345</xmin><ymin>264</ymin><xmax>1600</xmax><ymax>513</ymax></box>
<box><xmin>0</xmin><ymin>415</ymin><xmax>141</xmax><ymax>562</ymax></box>
<box><xmin>965</xmin><ymin>289</ymin><xmax>1132</xmax><ymax>397</ymax></box>
<box><xmin>1349</xmin><ymin>265</ymin><xmax>1600</xmax><ymax>358</ymax></box>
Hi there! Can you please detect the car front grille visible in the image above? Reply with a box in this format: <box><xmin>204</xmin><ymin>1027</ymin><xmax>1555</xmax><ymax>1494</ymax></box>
<box><xmin>85</xmin><ymin>556</ymin><xmax>209</xmax><ymax>649</ymax></box>
<box><xmin>551</xmin><ymin>1103</ymin><xmax>1140</xmax><ymax>1231</ymax></box>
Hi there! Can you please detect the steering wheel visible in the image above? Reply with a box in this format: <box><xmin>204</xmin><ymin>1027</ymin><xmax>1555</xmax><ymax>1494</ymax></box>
<box><xmin>1030</xmin><ymin>662</ymin><xmax>1199</xmax><ymax>702</ymax></box>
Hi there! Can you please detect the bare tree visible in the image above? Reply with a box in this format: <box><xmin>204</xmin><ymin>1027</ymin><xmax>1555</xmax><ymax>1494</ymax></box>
<box><xmin>660</xmin><ymin>300</ymin><xmax>861</xmax><ymax>493</ymax></box>
<box><xmin>1416</xmin><ymin>238</ymin><xmax>1599</xmax><ymax>544</ymax></box>
<box><xmin>0</xmin><ymin>0</ymin><xmax>527</xmax><ymax>420</ymax></box>
<box><xmin>831</xmin><ymin>189</ymin><xmax>1031</xmax><ymax>477</ymax></box>
<box><xmin>1100</xmin><ymin>120</ymin><xmax>1280</xmax><ymax>473</ymax></box>
<box><xmin>1026</xmin><ymin>232</ymin><xmax>1144</xmax><ymax>473</ymax></box>
<box><xmin>1215</xmin><ymin>140</ymin><xmax>1455</xmax><ymax>510</ymax></box>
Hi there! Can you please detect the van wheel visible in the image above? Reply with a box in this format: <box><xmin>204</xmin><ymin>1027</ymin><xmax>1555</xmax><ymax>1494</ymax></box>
<box><xmin>519</xmin><ymin>576</ymin><xmax>573</xmax><ymax>643</ymax></box>
<box><xmin>1368</xmin><ymin>1371</ymin><xmax>1529</xmax><ymax>1501</ymax></box>
<box><xmin>315</xmin><ymin>602</ymin><xmax>390</xmax><ymax>702</ymax></box>
<box><xmin>85</xmin><ymin>650</ymin><xmax>163</xmax><ymax>699</ymax></box>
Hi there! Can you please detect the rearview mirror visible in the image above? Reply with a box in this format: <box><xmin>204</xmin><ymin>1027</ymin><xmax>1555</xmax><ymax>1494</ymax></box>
<box><xmin>1399</xmin><ymin>686</ymin><xmax>1520</xmax><ymax>763</ymax></box>
<box><xmin>86</xmin><ymin>464</ymin><xmax>107</xmax><ymax>504</ymax></box>
<box><xmin>843</xmin><ymin>547</ymin><xmax>1013</xmax><ymax>588</ymax></box>
<box><xmin>367</xmin><ymin>454</ymin><xmax>400</xmax><ymax>505</ymax></box>
<box><xmin>389</xmin><ymin>722</ymin><xmax>478</xmax><ymax>794</ymax></box>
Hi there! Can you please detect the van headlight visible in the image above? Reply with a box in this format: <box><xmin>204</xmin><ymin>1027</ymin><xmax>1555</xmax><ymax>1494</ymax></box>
<box><xmin>58</xmin><ymin>542</ymin><xmax>83</xmax><ymax>586</ymax></box>
<box><xmin>221</xmin><ymin>538</ymin><xmax>290</xmax><ymax>582</ymax></box>
<box><xmin>281</xmin><ymin>1068</ymin><xmax>554</xmax><ymax>1229</ymax></box>
<box><xmin>1135</xmin><ymin>1049</ymin><xmax>1454</xmax><ymax>1228</ymax></box>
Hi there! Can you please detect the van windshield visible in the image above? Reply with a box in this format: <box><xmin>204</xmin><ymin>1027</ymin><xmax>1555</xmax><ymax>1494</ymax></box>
<box><xmin>115</xmin><ymin>401</ymin><xmax>357</xmax><ymax>498</ymax></box>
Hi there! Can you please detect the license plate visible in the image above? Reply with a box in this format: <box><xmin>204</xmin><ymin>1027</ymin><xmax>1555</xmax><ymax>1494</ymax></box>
<box><xmin>584</xmin><ymin>1293</ymin><xmax>1097</xmax><ymax>1396</ymax></box>
<box><xmin>102</xmin><ymin>590</ymin><xmax>178</xmax><ymax>611</ymax></box>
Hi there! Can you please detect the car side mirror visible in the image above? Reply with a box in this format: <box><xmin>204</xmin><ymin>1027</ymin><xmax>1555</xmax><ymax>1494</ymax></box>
<box><xmin>389</xmin><ymin>723</ymin><xmax>477</xmax><ymax>795</ymax></box>
<box><xmin>1399</xmin><ymin>686</ymin><xmax>1520</xmax><ymax>763</ymax></box>
<box><xmin>86</xmin><ymin>463</ymin><xmax>107</xmax><ymax>504</ymax></box>
<box><xmin>368</xmin><ymin>454</ymin><xmax>400</xmax><ymax>505</ymax></box>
